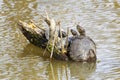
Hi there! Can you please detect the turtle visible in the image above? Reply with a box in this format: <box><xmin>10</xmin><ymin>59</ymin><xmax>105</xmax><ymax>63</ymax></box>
<box><xmin>67</xmin><ymin>29</ymin><xmax>78</xmax><ymax>48</ymax></box>
<box><xmin>65</xmin><ymin>29</ymin><xmax>78</xmax><ymax>58</ymax></box>
<box><xmin>58</xmin><ymin>29</ymin><xmax>67</xmax><ymax>38</ymax></box>
<box><xmin>69</xmin><ymin>25</ymin><xmax>96</xmax><ymax>62</ymax></box>
<box><xmin>71</xmin><ymin>29</ymin><xmax>78</xmax><ymax>36</ymax></box>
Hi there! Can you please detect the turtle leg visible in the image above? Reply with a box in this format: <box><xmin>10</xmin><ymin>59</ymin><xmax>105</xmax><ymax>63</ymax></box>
<box><xmin>87</xmin><ymin>49</ymin><xmax>97</xmax><ymax>62</ymax></box>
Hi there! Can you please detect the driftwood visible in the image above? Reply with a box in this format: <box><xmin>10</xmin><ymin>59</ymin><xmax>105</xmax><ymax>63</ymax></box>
<box><xmin>17</xmin><ymin>14</ymin><xmax>69</xmax><ymax>60</ymax></box>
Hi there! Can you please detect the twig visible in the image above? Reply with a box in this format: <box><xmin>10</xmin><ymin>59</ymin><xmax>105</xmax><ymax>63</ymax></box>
<box><xmin>50</xmin><ymin>25</ymin><xmax>57</xmax><ymax>59</ymax></box>
<box><xmin>50</xmin><ymin>62</ymin><xmax>55</xmax><ymax>80</ymax></box>
<box><xmin>65</xmin><ymin>27</ymin><xmax>69</xmax><ymax>50</ymax></box>
<box><xmin>58</xmin><ymin>22</ymin><xmax>64</xmax><ymax>54</ymax></box>
<box><xmin>43</xmin><ymin>39</ymin><xmax>50</xmax><ymax>56</ymax></box>
<box><xmin>45</xmin><ymin>10</ymin><xmax>50</xmax><ymax>20</ymax></box>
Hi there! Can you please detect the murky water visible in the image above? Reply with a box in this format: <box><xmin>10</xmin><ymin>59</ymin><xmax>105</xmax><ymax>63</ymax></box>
<box><xmin>0</xmin><ymin>0</ymin><xmax>120</xmax><ymax>80</ymax></box>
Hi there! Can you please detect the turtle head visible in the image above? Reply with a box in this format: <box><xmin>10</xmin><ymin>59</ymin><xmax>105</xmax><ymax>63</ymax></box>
<box><xmin>71</xmin><ymin>29</ymin><xmax>78</xmax><ymax>36</ymax></box>
<box><xmin>76</xmin><ymin>25</ymin><xmax>86</xmax><ymax>36</ymax></box>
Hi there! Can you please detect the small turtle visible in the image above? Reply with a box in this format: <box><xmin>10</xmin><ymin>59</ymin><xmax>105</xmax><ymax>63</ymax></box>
<box><xmin>69</xmin><ymin>25</ymin><xmax>96</xmax><ymax>62</ymax></box>
<box><xmin>68</xmin><ymin>29</ymin><xmax>78</xmax><ymax>47</ymax></box>
<box><xmin>66</xmin><ymin>29</ymin><xmax>78</xmax><ymax>57</ymax></box>
<box><xmin>58</xmin><ymin>29</ymin><xmax>67</xmax><ymax>38</ymax></box>
<box><xmin>71</xmin><ymin>29</ymin><xmax>78</xmax><ymax>36</ymax></box>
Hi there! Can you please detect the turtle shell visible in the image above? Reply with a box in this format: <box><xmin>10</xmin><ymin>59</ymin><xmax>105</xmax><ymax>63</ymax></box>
<box><xmin>69</xmin><ymin>36</ymin><xmax>96</xmax><ymax>62</ymax></box>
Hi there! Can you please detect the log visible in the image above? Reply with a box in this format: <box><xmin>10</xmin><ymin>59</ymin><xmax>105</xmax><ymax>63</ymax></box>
<box><xmin>17</xmin><ymin>19</ymin><xmax>69</xmax><ymax>60</ymax></box>
<box><xmin>18</xmin><ymin>20</ymin><xmax>48</xmax><ymax>48</ymax></box>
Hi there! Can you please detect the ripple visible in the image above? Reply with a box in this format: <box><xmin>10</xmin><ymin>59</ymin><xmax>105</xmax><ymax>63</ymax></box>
<box><xmin>0</xmin><ymin>0</ymin><xmax>120</xmax><ymax>80</ymax></box>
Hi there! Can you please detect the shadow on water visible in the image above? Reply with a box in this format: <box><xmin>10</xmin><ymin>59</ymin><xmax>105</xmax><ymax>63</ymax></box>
<box><xmin>18</xmin><ymin>43</ymin><xmax>50</xmax><ymax>59</ymax></box>
<box><xmin>47</xmin><ymin>61</ymin><xmax>96</xmax><ymax>80</ymax></box>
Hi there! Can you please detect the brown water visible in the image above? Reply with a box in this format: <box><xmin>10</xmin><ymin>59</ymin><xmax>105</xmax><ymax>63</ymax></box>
<box><xmin>0</xmin><ymin>0</ymin><xmax>120</xmax><ymax>80</ymax></box>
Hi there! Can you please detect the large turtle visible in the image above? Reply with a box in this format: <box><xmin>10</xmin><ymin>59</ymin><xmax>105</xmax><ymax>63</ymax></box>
<box><xmin>69</xmin><ymin>25</ymin><xmax>96</xmax><ymax>62</ymax></box>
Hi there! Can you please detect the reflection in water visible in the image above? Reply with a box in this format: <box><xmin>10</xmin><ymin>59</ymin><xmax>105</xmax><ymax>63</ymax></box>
<box><xmin>48</xmin><ymin>61</ymin><xmax>96</xmax><ymax>80</ymax></box>
<box><xmin>18</xmin><ymin>44</ymin><xmax>50</xmax><ymax>59</ymax></box>
<box><xmin>69</xmin><ymin>62</ymin><xmax>96</xmax><ymax>79</ymax></box>
<box><xmin>18</xmin><ymin>44</ymin><xmax>96</xmax><ymax>80</ymax></box>
<box><xmin>0</xmin><ymin>0</ymin><xmax>120</xmax><ymax>80</ymax></box>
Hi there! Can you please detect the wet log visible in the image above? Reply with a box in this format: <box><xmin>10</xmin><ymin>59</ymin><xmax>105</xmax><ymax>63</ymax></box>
<box><xmin>18</xmin><ymin>20</ymin><xmax>48</xmax><ymax>48</ymax></box>
<box><xmin>17</xmin><ymin>19</ymin><xmax>68</xmax><ymax>61</ymax></box>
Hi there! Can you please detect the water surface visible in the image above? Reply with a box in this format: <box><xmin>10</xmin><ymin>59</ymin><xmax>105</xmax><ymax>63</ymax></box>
<box><xmin>0</xmin><ymin>0</ymin><xmax>120</xmax><ymax>80</ymax></box>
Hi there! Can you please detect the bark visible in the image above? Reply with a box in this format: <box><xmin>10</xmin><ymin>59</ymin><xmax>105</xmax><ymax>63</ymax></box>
<box><xmin>17</xmin><ymin>19</ymin><xmax>68</xmax><ymax>60</ymax></box>
<box><xmin>18</xmin><ymin>20</ymin><xmax>48</xmax><ymax>48</ymax></box>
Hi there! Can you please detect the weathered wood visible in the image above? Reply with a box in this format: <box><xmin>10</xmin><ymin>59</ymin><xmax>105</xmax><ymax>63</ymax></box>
<box><xmin>17</xmin><ymin>19</ymin><xmax>68</xmax><ymax>60</ymax></box>
<box><xmin>43</xmin><ymin>14</ymin><xmax>68</xmax><ymax>60</ymax></box>
<box><xmin>18</xmin><ymin>20</ymin><xmax>48</xmax><ymax>48</ymax></box>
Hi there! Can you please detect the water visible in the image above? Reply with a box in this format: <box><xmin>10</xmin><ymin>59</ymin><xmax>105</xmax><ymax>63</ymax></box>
<box><xmin>0</xmin><ymin>0</ymin><xmax>120</xmax><ymax>80</ymax></box>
